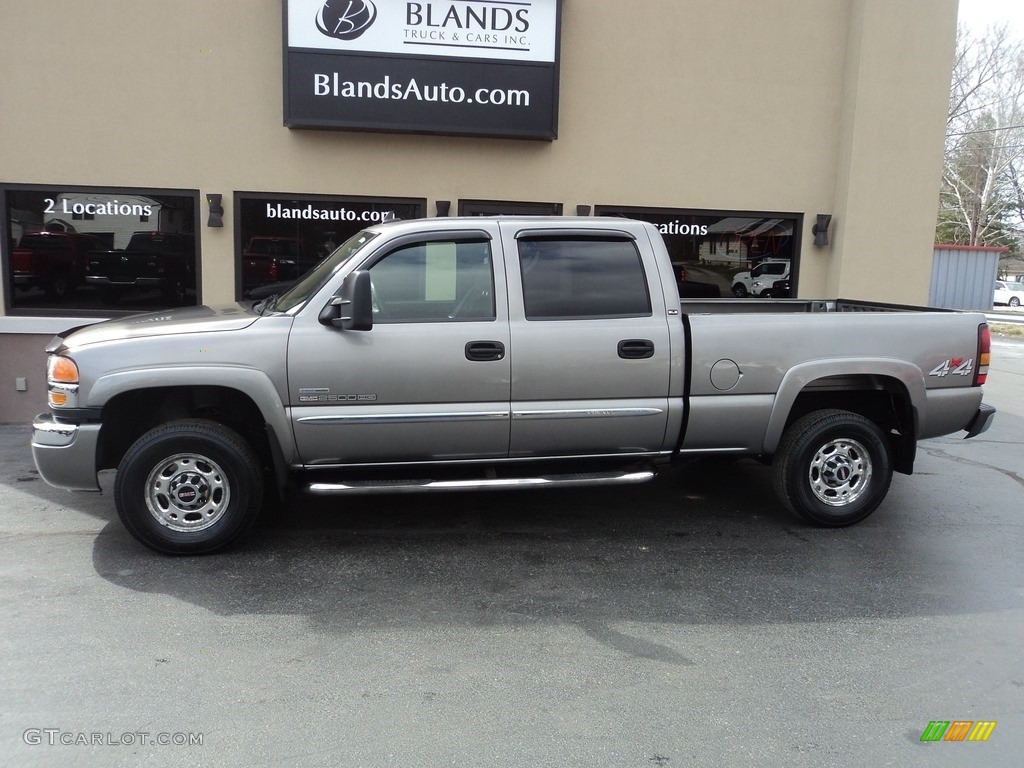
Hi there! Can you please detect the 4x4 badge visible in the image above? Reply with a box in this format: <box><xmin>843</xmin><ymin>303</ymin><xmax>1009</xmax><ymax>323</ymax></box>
<box><xmin>929</xmin><ymin>358</ymin><xmax>974</xmax><ymax>377</ymax></box>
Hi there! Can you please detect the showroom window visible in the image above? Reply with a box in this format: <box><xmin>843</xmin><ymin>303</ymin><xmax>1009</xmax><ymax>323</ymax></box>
<box><xmin>595</xmin><ymin>206</ymin><xmax>801</xmax><ymax>299</ymax></box>
<box><xmin>2</xmin><ymin>184</ymin><xmax>200</xmax><ymax>314</ymax></box>
<box><xmin>235</xmin><ymin>192</ymin><xmax>426</xmax><ymax>299</ymax></box>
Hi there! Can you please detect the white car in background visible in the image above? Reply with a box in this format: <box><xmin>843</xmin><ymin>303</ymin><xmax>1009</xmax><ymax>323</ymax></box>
<box><xmin>994</xmin><ymin>280</ymin><xmax>1024</xmax><ymax>307</ymax></box>
<box><xmin>731</xmin><ymin>258</ymin><xmax>791</xmax><ymax>297</ymax></box>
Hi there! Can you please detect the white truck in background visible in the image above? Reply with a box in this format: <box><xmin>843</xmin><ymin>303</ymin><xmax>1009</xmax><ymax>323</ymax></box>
<box><xmin>732</xmin><ymin>258</ymin><xmax>790</xmax><ymax>297</ymax></box>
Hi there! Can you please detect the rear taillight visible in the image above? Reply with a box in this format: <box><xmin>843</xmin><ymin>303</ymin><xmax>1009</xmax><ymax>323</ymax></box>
<box><xmin>269</xmin><ymin>261</ymin><xmax>279</xmax><ymax>282</ymax></box>
<box><xmin>974</xmin><ymin>323</ymin><xmax>990</xmax><ymax>386</ymax></box>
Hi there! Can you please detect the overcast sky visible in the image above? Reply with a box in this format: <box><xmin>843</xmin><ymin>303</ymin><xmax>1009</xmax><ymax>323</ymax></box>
<box><xmin>958</xmin><ymin>0</ymin><xmax>1024</xmax><ymax>36</ymax></box>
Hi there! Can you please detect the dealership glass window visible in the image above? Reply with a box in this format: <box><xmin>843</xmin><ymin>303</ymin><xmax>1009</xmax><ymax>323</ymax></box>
<box><xmin>2</xmin><ymin>185</ymin><xmax>199</xmax><ymax>314</ymax></box>
<box><xmin>595</xmin><ymin>206</ymin><xmax>801</xmax><ymax>299</ymax></box>
<box><xmin>459</xmin><ymin>199</ymin><xmax>563</xmax><ymax>217</ymax></box>
<box><xmin>518</xmin><ymin>236</ymin><xmax>651</xmax><ymax>319</ymax></box>
<box><xmin>236</xmin><ymin>193</ymin><xmax>426</xmax><ymax>299</ymax></box>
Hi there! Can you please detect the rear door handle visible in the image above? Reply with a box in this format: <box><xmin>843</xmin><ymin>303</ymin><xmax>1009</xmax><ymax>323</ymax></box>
<box><xmin>465</xmin><ymin>340</ymin><xmax>505</xmax><ymax>361</ymax></box>
<box><xmin>618</xmin><ymin>339</ymin><xmax>655</xmax><ymax>359</ymax></box>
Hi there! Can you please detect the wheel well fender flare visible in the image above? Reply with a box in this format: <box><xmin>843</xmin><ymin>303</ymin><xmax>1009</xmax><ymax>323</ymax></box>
<box><xmin>89</xmin><ymin>366</ymin><xmax>294</xmax><ymax>463</ymax></box>
<box><xmin>761</xmin><ymin>358</ymin><xmax>926</xmax><ymax>455</ymax></box>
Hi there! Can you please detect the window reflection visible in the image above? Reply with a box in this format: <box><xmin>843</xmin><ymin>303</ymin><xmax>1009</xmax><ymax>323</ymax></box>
<box><xmin>594</xmin><ymin>206</ymin><xmax>799</xmax><ymax>299</ymax></box>
<box><xmin>236</xmin><ymin>194</ymin><xmax>426</xmax><ymax>299</ymax></box>
<box><xmin>5</xmin><ymin>187</ymin><xmax>198</xmax><ymax>312</ymax></box>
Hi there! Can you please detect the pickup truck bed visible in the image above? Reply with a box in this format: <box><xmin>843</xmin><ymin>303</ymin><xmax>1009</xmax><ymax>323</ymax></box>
<box><xmin>678</xmin><ymin>299</ymin><xmax>990</xmax><ymax>459</ymax></box>
<box><xmin>31</xmin><ymin>216</ymin><xmax>994</xmax><ymax>554</ymax></box>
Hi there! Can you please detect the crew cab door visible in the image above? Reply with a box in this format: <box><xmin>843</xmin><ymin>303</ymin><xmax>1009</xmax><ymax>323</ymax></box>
<box><xmin>287</xmin><ymin>226</ymin><xmax>511</xmax><ymax>465</ymax></box>
<box><xmin>501</xmin><ymin>223</ymin><xmax>673</xmax><ymax>457</ymax></box>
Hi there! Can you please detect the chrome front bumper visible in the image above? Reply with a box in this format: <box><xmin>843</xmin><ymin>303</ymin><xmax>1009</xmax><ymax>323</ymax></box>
<box><xmin>31</xmin><ymin>412</ymin><xmax>102</xmax><ymax>491</ymax></box>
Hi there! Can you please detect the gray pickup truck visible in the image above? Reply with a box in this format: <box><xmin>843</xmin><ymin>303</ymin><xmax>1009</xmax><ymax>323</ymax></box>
<box><xmin>32</xmin><ymin>217</ymin><xmax>996</xmax><ymax>554</ymax></box>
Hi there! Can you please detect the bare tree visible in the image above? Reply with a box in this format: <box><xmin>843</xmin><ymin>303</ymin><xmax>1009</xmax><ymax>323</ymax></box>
<box><xmin>938</xmin><ymin>24</ymin><xmax>1024</xmax><ymax>252</ymax></box>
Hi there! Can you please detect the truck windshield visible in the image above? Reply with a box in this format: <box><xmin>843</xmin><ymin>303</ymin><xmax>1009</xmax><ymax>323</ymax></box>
<box><xmin>271</xmin><ymin>230</ymin><xmax>378</xmax><ymax>313</ymax></box>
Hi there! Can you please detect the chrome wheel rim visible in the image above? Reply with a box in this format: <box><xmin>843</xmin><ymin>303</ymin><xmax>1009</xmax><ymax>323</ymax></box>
<box><xmin>808</xmin><ymin>437</ymin><xmax>873</xmax><ymax>507</ymax></box>
<box><xmin>144</xmin><ymin>453</ymin><xmax>230</xmax><ymax>532</ymax></box>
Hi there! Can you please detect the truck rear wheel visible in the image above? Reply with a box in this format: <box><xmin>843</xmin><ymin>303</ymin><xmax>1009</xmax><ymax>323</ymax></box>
<box><xmin>44</xmin><ymin>271</ymin><xmax>73</xmax><ymax>300</ymax></box>
<box><xmin>99</xmin><ymin>286</ymin><xmax>124</xmax><ymax>305</ymax></box>
<box><xmin>772</xmin><ymin>409</ymin><xmax>892</xmax><ymax>527</ymax></box>
<box><xmin>161</xmin><ymin>278</ymin><xmax>186</xmax><ymax>305</ymax></box>
<box><xmin>114</xmin><ymin>419</ymin><xmax>263</xmax><ymax>554</ymax></box>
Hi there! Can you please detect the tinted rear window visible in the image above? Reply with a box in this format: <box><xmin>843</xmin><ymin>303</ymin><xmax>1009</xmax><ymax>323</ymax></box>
<box><xmin>518</xmin><ymin>237</ymin><xmax>651</xmax><ymax>319</ymax></box>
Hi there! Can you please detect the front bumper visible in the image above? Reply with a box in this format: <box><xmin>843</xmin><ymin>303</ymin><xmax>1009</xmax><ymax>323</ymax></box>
<box><xmin>31</xmin><ymin>412</ymin><xmax>102</xmax><ymax>491</ymax></box>
<box><xmin>86</xmin><ymin>275</ymin><xmax>165</xmax><ymax>288</ymax></box>
<box><xmin>13</xmin><ymin>274</ymin><xmax>36</xmax><ymax>289</ymax></box>
<box><xmin>964</xmin><ymin>403</ymin><xmax>996</xmax><ymax>439</ymax></box>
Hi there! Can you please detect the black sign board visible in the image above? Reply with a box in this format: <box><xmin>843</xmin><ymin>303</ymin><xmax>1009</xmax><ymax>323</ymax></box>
<box><xmin>284</xmin><ymin>0</ymin><xmax>561</xmax><ymax>140</ymax></box>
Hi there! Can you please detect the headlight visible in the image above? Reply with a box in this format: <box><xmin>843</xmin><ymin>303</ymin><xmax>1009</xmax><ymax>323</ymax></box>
<box><xmin>46</xmin><ymin>355</ymin><xmax>79</xmax><ymax>408</ymax></box>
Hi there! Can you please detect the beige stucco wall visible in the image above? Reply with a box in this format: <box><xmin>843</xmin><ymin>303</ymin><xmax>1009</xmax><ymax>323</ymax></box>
<box><xmin>828</xmin><ymin>0</ymin><xmax>959</xmax><ymax>300</ymax></box>
<box><xmin>0</xmin><ymin>0</ymin><xmax>958</xmax><ymax>420</ymax></box>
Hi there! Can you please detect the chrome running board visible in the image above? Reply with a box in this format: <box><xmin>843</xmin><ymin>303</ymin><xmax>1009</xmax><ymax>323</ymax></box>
<box><xmin>307</xmin><ymin>469</ymin><xmax>656</xmax><ymax>496</ymax></box>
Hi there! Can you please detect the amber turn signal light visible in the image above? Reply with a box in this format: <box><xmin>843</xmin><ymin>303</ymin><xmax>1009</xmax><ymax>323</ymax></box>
<box><xmin>47</xmin><ymin>356</ymin><xmax>79</xmax><ymax>384</ymax></box>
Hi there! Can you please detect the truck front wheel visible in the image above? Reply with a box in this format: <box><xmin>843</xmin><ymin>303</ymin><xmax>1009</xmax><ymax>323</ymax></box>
<box><xmin>114</xmin><ymin>419</ymin><xmax>264</xmax><ymax>554</ymax></box>
<box><xmin>772</xmin><ymin>409</ymin><xmax>892</xmax><ymax>527</ymax></box>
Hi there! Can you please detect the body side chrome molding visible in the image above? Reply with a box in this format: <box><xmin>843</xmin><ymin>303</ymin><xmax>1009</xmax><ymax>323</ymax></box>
<box><xmin>512</xmin><ymin>407</ymin><xmax>664</xmax><ymax>420</ymax></box>
<box><xmin>298</xmin><ymin>406</ymin><xmax>665</xmax><ymax>426</ymax></box>
<box><xmin>297</xmin><ymin>410</ymin><xmax>510</xmax><ymax>425</ymax></box>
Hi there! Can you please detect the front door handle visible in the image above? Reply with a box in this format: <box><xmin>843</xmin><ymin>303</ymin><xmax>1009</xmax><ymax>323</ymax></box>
<box><xmin>618</xmin><ymin>339</ymin><xmax>655</xmax><ymax>359</ymax></box>
<box><xmin>466</xmin><ymin>340</ymin><xmax>505</xmax><ymax>361</ymax></box>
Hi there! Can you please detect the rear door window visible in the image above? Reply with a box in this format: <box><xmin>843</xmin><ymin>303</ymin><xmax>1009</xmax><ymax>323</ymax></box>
<box><xmin>517</xmin><ymin>237</ymin><xmax>651</xmax><ymax>319</ymax></box>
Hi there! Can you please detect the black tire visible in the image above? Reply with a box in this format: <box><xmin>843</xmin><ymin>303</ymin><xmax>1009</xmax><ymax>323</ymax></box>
<box><xmin>732</xmin><ymin>283</ymin><xmax>748</xmax><ymax>298</ymax></box>
<box><xmin>1010</xmin><ymin>297</ymin><xmax>1021</xmax><ymax>307</ymax></box>
<box><xmin>99</xmin><ymin>286</ymin><xmax>123</xmax><ymax>305</ymax></box>
<box><xmin>45</xmin><ymin>271</ymin><xmax>73</xmax><ymax>300</ymax></box>
<box><xmin>772</xmin><ymin>409</ymin><xmax>892</xmax><ymax>527</ymax></box>
<box><xmin>161</xmin><ymin>278</ymin><xmax>186</xmax><ymax>305</ymax></box>
<box><xmin>114</xmin><ymin>419</ymin><xmax>264</xmax><ymax>554</ymax></box>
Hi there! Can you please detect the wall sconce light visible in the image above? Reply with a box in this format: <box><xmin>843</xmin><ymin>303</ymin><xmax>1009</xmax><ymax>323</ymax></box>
<box><xmin>576</xmin><ymin>205</ymin><xmax>592</xmax><ymax>217</ymax></box>
<box><xmin>812</xmin><ymin>214</ymin><xmax>832</xmax><ymax>247</ymax></box>
<box><xmin>436</xmin><ymin>200</ymin><xmax>451</xmax><ymax>217</ymax></box>
<box><xmin>206</xmin><ymin>194</ymin><xmax>224</xmax><ymax>228</ymax></box>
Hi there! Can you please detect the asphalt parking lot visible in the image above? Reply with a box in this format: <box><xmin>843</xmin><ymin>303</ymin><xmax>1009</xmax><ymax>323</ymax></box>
<box><xmin>2</xmin><ymin>340</ymin><xmax>1022</xmax><ymax>767</ymax></box>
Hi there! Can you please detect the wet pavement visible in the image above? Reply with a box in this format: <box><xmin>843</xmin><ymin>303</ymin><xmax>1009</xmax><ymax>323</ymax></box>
<box><xmin>1</xmin><ymin>340</ymin><xmax>1022</xmax><ymax>767</ymax></box>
